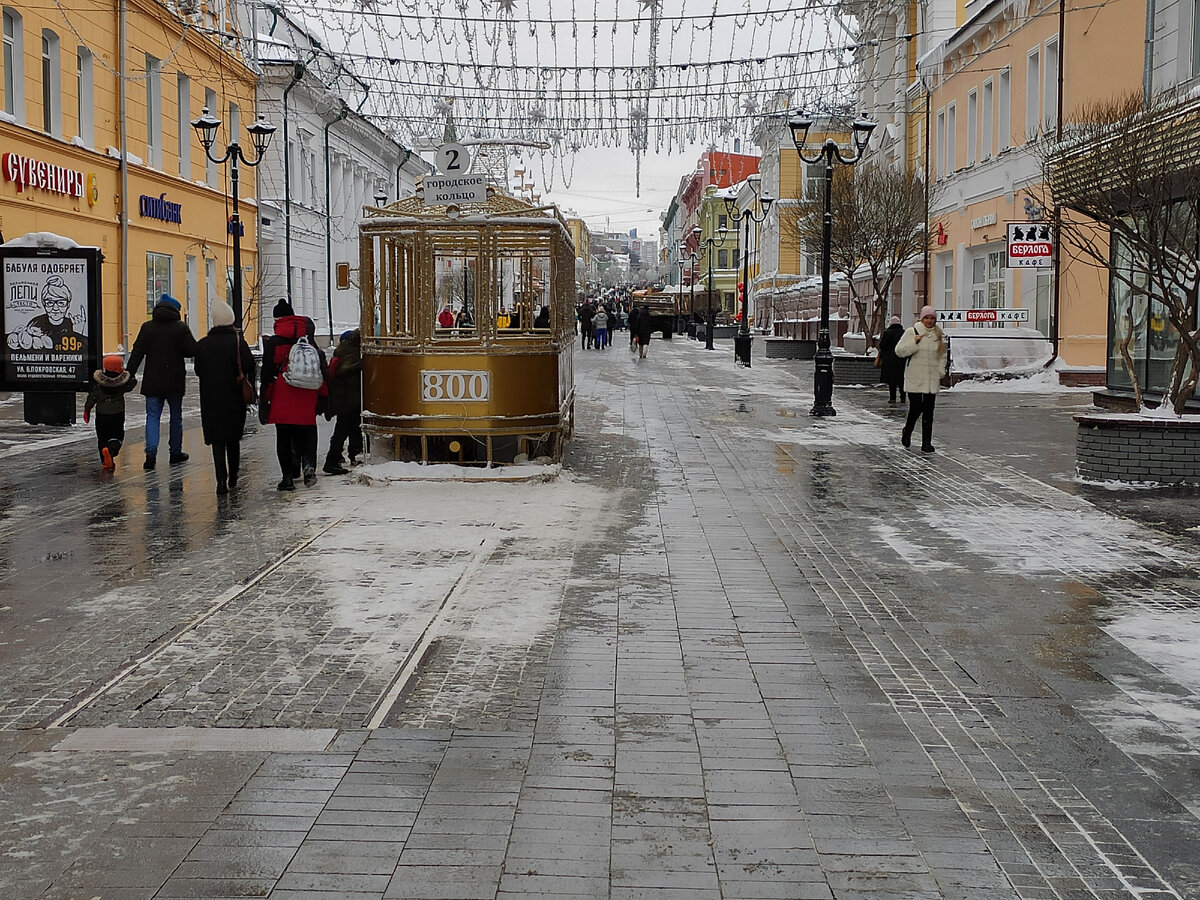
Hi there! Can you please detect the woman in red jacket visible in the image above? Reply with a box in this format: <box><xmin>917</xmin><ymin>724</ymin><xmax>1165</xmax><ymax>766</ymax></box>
<box><xmin>259</xmin><ymin>301</ymin><xmax>328</xmax><ymax>490</ymax></box>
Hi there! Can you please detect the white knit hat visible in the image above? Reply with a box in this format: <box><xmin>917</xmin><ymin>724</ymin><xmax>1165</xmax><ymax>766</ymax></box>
<box><xmin>210</xmin><ymin>300</ymin><xmax>235</xmax><ymax>327</ymax></box>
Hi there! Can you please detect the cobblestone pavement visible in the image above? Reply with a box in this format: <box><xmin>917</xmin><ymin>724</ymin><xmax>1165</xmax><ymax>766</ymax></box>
<box><xmin>1</xmin><ymin>339</ymin><xmax>1199</xmax><ymax>898</ymax></box>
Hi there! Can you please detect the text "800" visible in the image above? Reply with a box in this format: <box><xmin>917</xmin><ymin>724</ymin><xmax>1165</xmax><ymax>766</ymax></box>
<box><xmin>420</xmin><ymin>370</ymin><xmax>491</xmax><ymax>402</ymax></box>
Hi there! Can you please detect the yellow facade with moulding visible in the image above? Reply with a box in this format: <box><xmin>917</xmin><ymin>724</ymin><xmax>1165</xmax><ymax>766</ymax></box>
<box><xmin>0</xmin><ymin>0</ymin><xmax>261</xmax><ymax>352</ymax></box>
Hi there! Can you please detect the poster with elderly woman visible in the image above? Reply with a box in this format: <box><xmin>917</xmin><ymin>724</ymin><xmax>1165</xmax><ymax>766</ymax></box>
<box><xmin>0</xmin><ymin>243</ymin><xmax>102</xmax><ymax>392</ymax></box>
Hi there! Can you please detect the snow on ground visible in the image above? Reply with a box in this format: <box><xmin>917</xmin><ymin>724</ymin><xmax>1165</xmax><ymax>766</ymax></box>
<box><xmin>920</xmin><ymin>506</ymin><xmax>1180</xmax><ymax>575</ymax></box>
<box><xmin>279</xmin><ymin>475</ymin><xmax>615</xmax><ymax>664</ymax></box>
<box><xmin>870</xmin><ymin>523</ymin><xmax>961</xmax><ymax>571</ymax></box>
<box><xmin>949</xmin><ymin>369</ymin><xmax>1094</xmax><ymax>393</ymax></box>
<box><xmin>357</xmin><ymin>460</ymin><xmax>560</xmax><ymax>483</ymax></box>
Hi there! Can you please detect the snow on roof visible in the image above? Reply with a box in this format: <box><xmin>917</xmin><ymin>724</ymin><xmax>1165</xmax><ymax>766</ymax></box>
<box><xmin>3</xmin><ymin>232</ymin><xmax>81</xmax><ymax>249</ymax></box>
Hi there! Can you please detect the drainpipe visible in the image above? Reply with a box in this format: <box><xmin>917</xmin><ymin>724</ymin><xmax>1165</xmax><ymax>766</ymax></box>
<box><xmin>1143</xmin><ymin>0</ymin><xmax>1156</xmax><ymax>107</ymax></box>
<box><xmin>118</xmin><ymin>0</ymin><xmax>128</xmax><ymax>348</ymax></box>
<box><xmin>325</xmin><ymin>102</ymin><xmax>350</xmax><ymax>344</ymax></box>
<box><xmin>395</xmin><ymin>147</ymin><xmax>412</xmax><ymax>201</ymax></box>
<box><xmin>1047</xmin><ymin>0</ymin><xmax>1066</xmax><ymax>368</ymax></box>
<box><xmin>282</xmin><ymin>61</ymin><xmax>304</xmax><ymax>302</ymax></box>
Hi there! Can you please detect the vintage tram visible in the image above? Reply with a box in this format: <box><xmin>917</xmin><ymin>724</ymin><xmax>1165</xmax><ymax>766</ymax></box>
<box><xmin>358</xmin><ymin>186</ymin><xmax>575</xmax><ymax>464</ymax></box>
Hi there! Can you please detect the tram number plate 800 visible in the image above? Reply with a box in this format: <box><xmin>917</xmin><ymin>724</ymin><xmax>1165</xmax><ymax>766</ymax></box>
<box><xmin>420</xmin><ymin>370</ymin><xmax>491</xmax><ymax>402</ymax></box>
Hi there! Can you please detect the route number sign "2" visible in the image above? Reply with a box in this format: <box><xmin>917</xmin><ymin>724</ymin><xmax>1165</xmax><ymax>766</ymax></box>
<box><xmin>436</xmin><ymin>143</ymin><xmax>473</xmax><ymax>176</ymax></box>
<box><xmin>420</xmin><ymin>370</ymin><xmax>491</xmax><ymax>402</ymax></box>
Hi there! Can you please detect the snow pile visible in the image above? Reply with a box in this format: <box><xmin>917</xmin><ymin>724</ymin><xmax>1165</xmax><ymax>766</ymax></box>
<box><xmin>948</xmin><ymin>326</ymin><xmax>1053</xmax><ymax>374</ymax></box>
<box><xmin>357</xmin><ymin>460</ymin><xmax>561</xmax><ymax>483</ymax></box>
<box><xmin>3</xmin><ymin>232</ymin><xmax>80</xmax><ymax>250</ymax></box>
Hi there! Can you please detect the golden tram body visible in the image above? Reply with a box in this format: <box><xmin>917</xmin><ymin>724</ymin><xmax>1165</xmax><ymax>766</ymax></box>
<box><xmin>358</xmin><ymin>189</ymin><xmax>575</xmax><ymax>464</ymax></box>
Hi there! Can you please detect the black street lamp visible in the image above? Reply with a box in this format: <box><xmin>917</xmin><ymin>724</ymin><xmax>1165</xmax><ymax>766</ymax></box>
<box><xmin>723</xmin><ymin>180</ymin><xmax>773</xmax><ymax>367</ymax></box>
<box><xmin>192</xmin><ymin>107</ymin><xmax>277</xmax><ymax>332</ymax></box>
<box><xmin>693</xmin><ymin>223</ymin><xmax>728</xmax><ymax>350</ymax></box>
<box><xmin>688</xmin><ymin>249</ymin><xmax>697</xmax><ymax>338</ymax></box>
<box><xmin>788</xmin><ymin>112</ymin><xmax>876</xmax><ymax>416</ymax></box>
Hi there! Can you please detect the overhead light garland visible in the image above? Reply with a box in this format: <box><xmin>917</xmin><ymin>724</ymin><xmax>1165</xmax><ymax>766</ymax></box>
<box><xmin>260</xmin><ymin>0</ymin><xmax>859</xmax><ymax>188</ymax></box>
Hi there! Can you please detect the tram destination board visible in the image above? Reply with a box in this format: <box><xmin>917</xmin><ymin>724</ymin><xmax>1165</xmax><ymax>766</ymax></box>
<box><xmin>424</xmin><ymin>175</ymin><xmax>487</xmax><ymax>205</ymax></box>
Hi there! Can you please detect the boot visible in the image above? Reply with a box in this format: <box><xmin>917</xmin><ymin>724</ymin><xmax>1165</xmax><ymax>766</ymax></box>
<box><xmin>169</xmin><ymin>451</ymin><xmax>189</xmax><ymax>464</ymax></box>
<box><xmin>143</xmin><ymin>453</ymin><xmax>156</xmax><ymax>470</ymax></box>
<box><xmin>101</xmin><ymin>447</ymin><xmax>115</xmax><ymax>471</ymax></box>
<box><xmin>303</xmin><ymin>466</ymin><xmax>317</xmax><ymax>487</ymax></box>
<box><xmin>277</xmin><ymin>477</ymin><xmax>295</xmax><ymax>491</ymax></box>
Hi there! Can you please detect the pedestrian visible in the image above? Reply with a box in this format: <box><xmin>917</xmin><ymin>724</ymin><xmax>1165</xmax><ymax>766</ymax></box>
<box><xmin>628</xmin><ymin>304</ymin><xmax>640</xmax><ymax>351</ymax></box>
<box><xmin>437</xmin><ymin>305</ymin><xmax>455</xmax><ymax>329</ymax></box>
<box><xmin>877</xmin><ymin>315</ymin><xmax>907</xmax><ymax>405</ymax></box>
<box><xmin>259</xmin><ymin>300</ymin><xmax>328</xmax><ymax>491</ymax></box>
<box><xmin>323</xmin><ymin>328</ymin><xmax>363</xmax><ymax>475</ymax></box>
<box><xmin>125</xmin><ymin>293</ymin><xmax>197</xmax><ymax>470</ymax></box>
<box><xmin>456</xmin><ymin>306</ymin><xmax>474</xmax><ymax>330</ymax></box>
<box><xmin>534</xmin><ymin>305</ymin><xmax>550</xmax><ymax>329</ymax></box>
<box><xmin>83</xmin><ymin>354</ymin><xmax>137</xmax><ymax>471</ymax></box>
<box><xmin>894</xmin><ymin>305</ymin><xmax>948</xmax><ymax>453</ymax></box>
<box><xmin>635</xmin><ymin>304</ymin><xmax>652</xmax><ymax>358</ymax></box>
<box><xmin>592</xmin><ymin>305</ymin><xmax>608</xmax><ymax>349</ymax></box>
<box><xmin>193</xmin><ymin>300</ymin><xmax>255</xmax><ymax>495</ymax></box>
<box><xmin>580</xmin><ymin>301</ymin><xmax>595</xmax><ymax>349</ymax></box>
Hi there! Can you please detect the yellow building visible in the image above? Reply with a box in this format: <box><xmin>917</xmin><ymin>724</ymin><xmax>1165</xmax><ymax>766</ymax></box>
<box><xmin>1</xmin><ymin>0</ymin><xmax>260</xmax><ymax>350</ymax></box>
<box><xmin>914</xmin><ymin>0</ymin><xmax>1143</xmax><ymax>368</ymax></box>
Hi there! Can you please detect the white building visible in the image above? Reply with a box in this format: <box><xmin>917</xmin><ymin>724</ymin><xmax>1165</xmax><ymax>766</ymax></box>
<box><xmin>249</xmin><ymin>11</ymin><xmax>431</xmax><ymax>338</ymax></box>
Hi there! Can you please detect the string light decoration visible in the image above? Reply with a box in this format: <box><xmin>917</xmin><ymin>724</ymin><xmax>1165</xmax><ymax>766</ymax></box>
<box><xmin>249</xmin><ymin>0</ymin><xmax>861</xmax><ymax>188</ymax></box>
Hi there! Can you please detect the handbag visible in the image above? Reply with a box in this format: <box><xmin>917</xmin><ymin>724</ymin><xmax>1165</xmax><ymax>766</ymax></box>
<box><xmin>234</xmin><ymin>335</ymin><xmax>256</xmax><ymax>405</ymax></box>
<box><xmin>873</xmin><ymin>352</ymin><xmax>882</xmax><ymax>369</ymax></box>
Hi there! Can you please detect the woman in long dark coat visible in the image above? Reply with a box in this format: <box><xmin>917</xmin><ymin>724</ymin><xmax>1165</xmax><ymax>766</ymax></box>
<box><xmin>877</xmin><ymin>315</ymin><xmax>907</xmax><ymax>405</ymax></box>
<box><xmin>635</xmin><ymin>304</ymin><xmax>653</xmax><ymax>358</ymax></box>
<box><xmin>193</xmin><ymin>301</ymin><xmax>255</xmax><ymax>494</ymax></box>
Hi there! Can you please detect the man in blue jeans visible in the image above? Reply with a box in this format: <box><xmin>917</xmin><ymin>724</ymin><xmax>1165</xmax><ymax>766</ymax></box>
<box><xmin>126</xmin><ymin>294</ymin><xmax>198</xmax><ymax>470</ymax></box>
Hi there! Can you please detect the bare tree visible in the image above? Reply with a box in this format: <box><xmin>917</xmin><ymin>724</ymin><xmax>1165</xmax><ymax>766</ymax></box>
<box><xmin>1044</xmin><ymin>92</ymin><xmax>1200</xmax><ymax>413</ymax></box>
<box><xmin>793</xmin><ymin>166</ymin><xmax>931</xmax><ymax>348</ymax></box>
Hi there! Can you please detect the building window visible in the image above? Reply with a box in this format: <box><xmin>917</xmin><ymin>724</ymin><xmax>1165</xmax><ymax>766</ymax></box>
<box><xmin>804</xmin><ymin>162</ymin><xmax>823</xmax><ymax>199</ymax></box>
<box><xmin>41</xmin><ymin>30</ymin><xmax>60</xmax><ymax>137</ymax></box>
<box><xmin>936</xmin><ymin>108</ymin><xmax>946</xmax><ymax>177</ymax></box>
<box><xmin>971</xmin><ymin>250</ymin><xmax>1005</xmax><ymax>309</ymax></box>
<box><xmin>228</xmin><ymin>100</ymin><xmax>239</xmax><ymax>144</ymax></box>
<box><xmin>3</xmin><ymin>8</ymin><xmax>23</xmax><ymax>121</ymax></box>
<box><xmin>76</xmin><ymin>47</ymin><xmax>93</xmax><ymax>145</ymax></box>
<box><xmin>717</xmin><ymin>214</ymin><xmax>728</xmax><ymax>231</ymax></box>
<box><xmin>1025</xmin><ymin>48</ymin><xmax>1040</xmax><ymax>141</ymax></box>
<box><xmin>1035</xmin><ymin>270</ymin><xmax>1053</xmax><ymax>337</ymax></box>
<box><xmin>177</xmin><ymin>74</ymin><xmax>190</xmax><ymax>178</ymax></box>
<box><xmin>999</xmin><ymin>68</ymin><xmax>1011</xmax><ymax>150</ymax></box>
<box><xmin>204</xmin><ymin>87</ymin><xmax>217</xmax><ymax>186</ymax></box>
<box><xmin>1043</xmin><ymin>37</ymin><xmax>1059</xmax><ymax>131</ymax></box>
<box><xmin>1193</xmin><ymin>0</ymin><xmax>1200</xmax><ymax>76</ymax></box>
<box><xmin>717</xmin><ymin>248</ymin><xmax>729</xmax><ymax>268</ymax></box>
<box><xmin>982</xmin><ymin>79</ymin><xmax>994</xmax><ymax>161</ymax></box>
<box><xmin>967</xmin><ymin>89</ymin><xmax>978</xmax><ymax>166</ymax></box>
<box><xmin>146</xmin><ymin>54</ymin><xmax>162</xmax><ymax>167</ymax></box>
<box><xmin>942</xmin><ymin>260</ymin><xmax>954</xmax><ymax>309</ymax></box>
<box><xmin>946</xmin><ymin>102</ymin><xmax>957</xmax><ymax>174</ymax></box>
<box><xmin>147</xmin><ymin>252</ymin><xmax>173</xmax><ymax>315</ymax></box>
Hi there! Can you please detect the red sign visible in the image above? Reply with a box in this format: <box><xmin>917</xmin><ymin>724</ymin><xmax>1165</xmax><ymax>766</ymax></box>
<box><xmin>1010</xmin><ymin>242</ymin><xmax>1052</xmax><ymax>257</ymax></box>
<box><xmin>966</xmin><ymin>309</ymin><xmax>998</xmax><ymax>322</ymax></box>
<box><xmin>2</xmin><ymin>152</ymin><xmax>84</xmax><ymax>197</ymax></box>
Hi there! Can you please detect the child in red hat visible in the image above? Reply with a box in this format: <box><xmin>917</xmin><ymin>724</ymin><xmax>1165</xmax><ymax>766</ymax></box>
<box><xmin>84</xmin><ymin>355</ymin><xmax>137</xmax><ymax>470</ymax></box>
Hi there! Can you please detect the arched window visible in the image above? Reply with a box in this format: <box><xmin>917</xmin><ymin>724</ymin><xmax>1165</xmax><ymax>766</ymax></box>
<box><xmin>76</xmin><ymin>46</ymin><xmax>93</xmax><ymax>145</ymax></box>
<box><xmin>3</xmin><ymin>7</ymin><xmax>24</xmax><ymax>122</ymax></box>
<box><xmin>41</xmin><ymin>28</ymin><xmax>61</xmax><ymax>137</ymax></box>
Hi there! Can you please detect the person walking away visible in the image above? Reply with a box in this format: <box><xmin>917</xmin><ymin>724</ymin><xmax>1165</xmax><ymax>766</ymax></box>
<box><xmin>580</xmin><ymin>301</ymin><xmax>595</xmax><ymax>349</ymax></box>
<box><xmin>193</xmin><ymin>300</ymin><xmax>255</xmax><ymax>494</ymax></box>
<box><xmin>83</xmin><ymin>354</ymin><xmax>137</xmax><ymax>470</ymax></box>
<box><xmin>877</xmin><ymin>315</ymin><xmax>907</xmax><ymax>405</ymax></box>
<box><xmin>894</xmin><ymin>306</ymin><xmax>948</xmax><ymax>453</ymax></box>
<box><xmin>635</xmin><ymin>304</ymin><xmax>653</xmax><ymax>358</ymax></box>
<box><xmin>628</xmin><ymin>305</ymin><xmax>640</xmax><ymax>351</ymax></box>
<box><xmin>125</xmin><ymin>293</ymin><xmax>197</xmax><ymax>470</ymax></box>
<box><xmin>592</xmin><ymin>305</ymin><xmax>608</xmax><ymax>350</ymax></box>
<box><xmin>323</xmin><ymin>328</ymin><xmax>363</xmax><ymax>475</ymax></box>
<box><xmin>260</xmin><ymin>301</ymin><xmax>328</xmax><ymax>490</ymax></box>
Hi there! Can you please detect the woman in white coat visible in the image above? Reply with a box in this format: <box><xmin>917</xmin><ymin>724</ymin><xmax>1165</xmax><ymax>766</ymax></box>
<box><xmin>894</xmin><ymin>306</ymin><xmax>948</xmax><ymax>452</ymax></box>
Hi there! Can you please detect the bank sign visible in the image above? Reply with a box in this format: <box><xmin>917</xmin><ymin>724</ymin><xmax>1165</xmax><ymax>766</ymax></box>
<box><xmin>1006</xmin><ymin>223</ymin><xmax>1053</xmax><ymax>268</ymax></box>
<box><xmin>1</xmin><ymin>246</ymin><xmax>102</xmax><ymax>391</ymax></box>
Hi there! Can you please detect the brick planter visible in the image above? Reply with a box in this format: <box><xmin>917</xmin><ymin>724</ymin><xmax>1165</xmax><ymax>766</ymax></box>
<box><xmin>1075</xmin><ymin>412</ymin><xmax>1200</xmax><ymax>485</ymax></box>
<box><xmin>833</xmin><ymin>354</ymin><xmax>882</xmax><ymax>386</ymax></box>
<box><xmin>764</xmin><ymin>338</ymin><xmax>817</xmax><ymax>359</ymax></box>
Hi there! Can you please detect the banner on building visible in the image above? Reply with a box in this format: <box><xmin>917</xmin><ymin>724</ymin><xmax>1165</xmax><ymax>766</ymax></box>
<box><xmin>0</xmin><ymin>243</ymin><xmax>103</xmax><ymax>392</ymax></box>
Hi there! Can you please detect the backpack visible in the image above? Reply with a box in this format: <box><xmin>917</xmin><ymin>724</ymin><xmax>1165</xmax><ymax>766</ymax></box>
<box><xmin>281</xmin><ymin>335</ymin><xmax>324</xmax><ymax>390</ymax></box>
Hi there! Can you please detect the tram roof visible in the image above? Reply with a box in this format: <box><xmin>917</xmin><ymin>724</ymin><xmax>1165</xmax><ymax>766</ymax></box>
<box><xmin>363</xmin><ymin>189</ymin><xmax>572</xmax><ymax>239</ymax></box>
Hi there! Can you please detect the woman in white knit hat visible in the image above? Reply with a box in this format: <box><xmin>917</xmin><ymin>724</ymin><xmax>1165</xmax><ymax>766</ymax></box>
<box><xmin>893</xmin><ymin>306</ymin><xmax>948</xmax><ymax>452</ymax></box>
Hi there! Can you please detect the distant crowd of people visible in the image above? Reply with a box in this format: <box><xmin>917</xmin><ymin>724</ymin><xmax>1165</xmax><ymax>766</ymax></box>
<box><xmin>576</xmin><ymin>291</ymin><xmax>654</xmax><ymax>358</ymax></box>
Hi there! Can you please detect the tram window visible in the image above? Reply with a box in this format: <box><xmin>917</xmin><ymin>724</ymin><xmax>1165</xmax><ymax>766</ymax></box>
<box><xmin>495</xmin><ymin>253</ymin><xmax>551</xmax><ymax>336</ymax></box>
<box><xmin>433</xmin><ymin>254</ymin><xmax>477</xmax><ymax>338</ymax></box>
